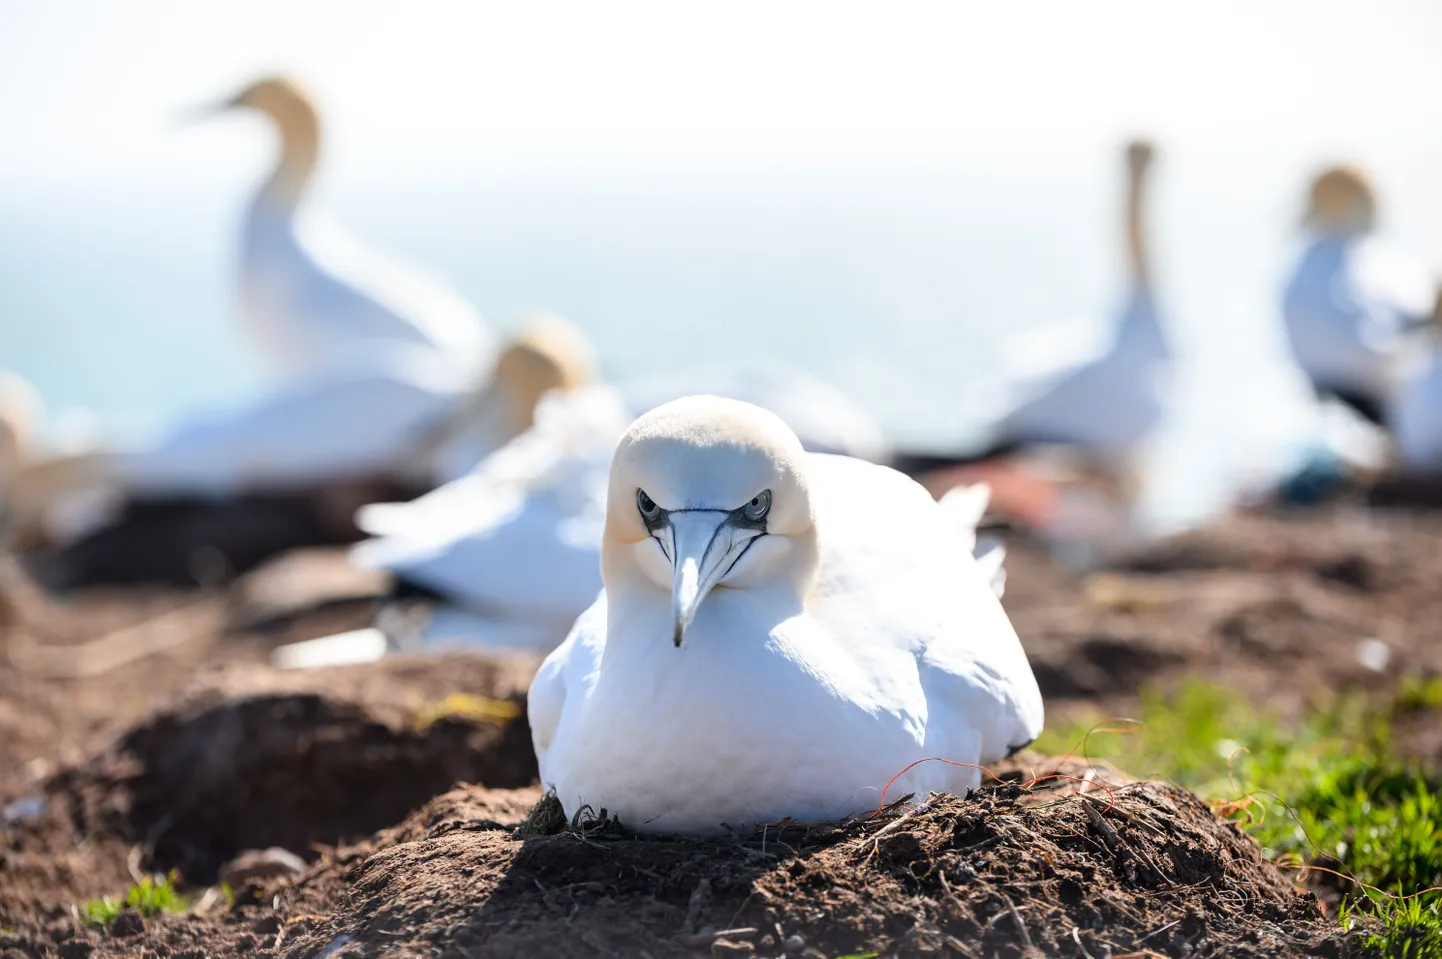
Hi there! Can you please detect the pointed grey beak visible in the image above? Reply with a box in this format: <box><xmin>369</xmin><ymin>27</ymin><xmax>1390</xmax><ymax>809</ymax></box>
<box><xmin>664</xmin><ymin>510</ymin><xmax>761</xmax><ymax>647</ymax></box>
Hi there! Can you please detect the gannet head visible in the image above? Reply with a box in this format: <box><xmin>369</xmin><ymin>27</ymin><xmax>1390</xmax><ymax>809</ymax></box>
<box><xmin>1305</xmin><ymin>165</ymin><xmax>1376</xmax><ymax>237</ymax></box>
<box><xmin>1125</xmin><ymin>138</ymin><xmax>1155</xmax><ymax>176</ymax></box>
<box><xmin>492</xmin><ymin>313</ymin><xmax>599</xmax><ymax>434</ymax></box>
<box><xmin>183</xmin><ymin>75</ymin><xmax>321</xmax><ymax>206</ymax></box>
<box><xmin>210</xmin><ymin>75</ymin><xmax>319</xmax><ymax>130</ymax></box>
<box><xmin>602</xmin><ymin>396</ymin><xmax>818</xmax><ymax>647</ymax></box>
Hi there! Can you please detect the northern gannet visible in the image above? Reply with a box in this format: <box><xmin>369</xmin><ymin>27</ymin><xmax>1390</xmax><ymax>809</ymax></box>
<box><xmin>1282</xmin><ymin>164</ymin><xmax>1435</xmax><ymax>425</ymax></box>
<box><xmin>528</xmin><ymin>396</ymin><xmax>1042</xmax><ymax>835</ymax></box>
<box><xmin>194</xmin><ymin>75</ymin><xmax>492</xmax><ymax>377</ymax></box>
<box><xmin>9</xmin><ymin>316</ymin><xmax>597</xmax><ymax>584</ymax></box>
<box><xmin>980</xmin><ymin>139</ymin><xmax>1171</xmax><ymax>466</ymax></box>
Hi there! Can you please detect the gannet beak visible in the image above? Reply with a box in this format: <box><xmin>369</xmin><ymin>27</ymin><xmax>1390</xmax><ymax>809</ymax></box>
<box><xmin>666</xmin><ymin>511</ymin><xmax>755</xmax><ymax>648</ymax></box>
<box><xmin>172</xmin><ymin>94</ymin><xmax>242</xmax><ymax>128</ymax></box>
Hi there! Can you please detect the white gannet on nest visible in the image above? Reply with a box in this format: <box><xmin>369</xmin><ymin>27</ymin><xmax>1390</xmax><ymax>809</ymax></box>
<box><xmin>190</xmin><ymin>74</ymin><xmax>492</xmax><ymax>378</ymax></box>
<box><xmin>528</xmin><ymin>396</ymin><xmax>1041</xmax><ymax>835</ymax></box>
<box><xmin>1282</xmin><ymin>164</ymin><xmax>1435</xmax><ymax>426</ymax></box>
<box><xmin>6</xmin><ymin>315</ymin><xmax>599</xmax><ymax>565</ymax></box>
<box><xmin>344</xmin><ymin>381</ymin><xmax>632</xmax><ymax>656</ymax></box>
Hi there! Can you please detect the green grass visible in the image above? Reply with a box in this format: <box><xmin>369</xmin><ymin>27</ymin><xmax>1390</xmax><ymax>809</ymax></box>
<box><xmin>81</xmin><ymin>873</ymin><xmax>189</xmax><ymax>928</ymax></box>
<box><xmin>1036</xmin><ymin>680</ymin><xmax>1442</xmax><ymax>958</ymax></box>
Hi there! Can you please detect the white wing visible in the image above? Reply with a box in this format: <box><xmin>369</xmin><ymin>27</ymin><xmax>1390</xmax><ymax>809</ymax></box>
<box><xmin>806</xmin><ymin>455</ymin><xmax>1043</xmax><ymax>764</ymax></box>
<box><xmin>243</xmin><ymin>205</ymin><xmax>492</xmax><ymax>376</ymax></box>
<box><xmin>114</xmin><ymin>348</ymin><xmax>469</xmax><ymax>497</ymax></box>
<box><xmin>1351</xmin><ymin>237</ymin><xmax>1436</xmax><ymax>326</ymax></box>
<box><xmin>528</xmin><ymin>593</ymin><xmax>607</xmax><ymax>777</ymax></box>
<box><xmin>350</xmin><ymin>387</ymin><xmax>628</xmax><ymax>618</ymax></box>
<box><xmin>985</xmin><ymin>291</ymin><xmax>1169</xmax><ymax>455</ymax></box>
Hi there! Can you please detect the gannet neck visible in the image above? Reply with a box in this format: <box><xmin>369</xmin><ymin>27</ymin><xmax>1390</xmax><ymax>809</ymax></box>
<box><xmin>220</xmin><ymin>77</ymin><xmax>323</xmax><ymax>212</ymax></box>
<box><xmin>404</xmin><ymin>313</ymin><xmax>597</xmax><ymax>475</ymax></box>
<box><xmin>1123</xmin><ymin>139</ymin><xmax>1154</xmax><ymax>291</ymax></box>
<box><xmin>600</xmin><ymin>396</ymin><xmax>820</xmax><ymax>647</ymax></box>
<box><xmin>258</xmin><ymin>103</ymin><xmax>320</xmax><ymax>211</ymax></box>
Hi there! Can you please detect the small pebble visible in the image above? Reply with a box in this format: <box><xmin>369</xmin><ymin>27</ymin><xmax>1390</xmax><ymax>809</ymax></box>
<box><xmin>1356</xmin><ymin>637</ymin><xmax>1390</xmax><ymax>673</ymax></box>
<box><xmin>784</xmin><ymin>933</ymin><xmax>807</xmax><ymax>954</ymax></box>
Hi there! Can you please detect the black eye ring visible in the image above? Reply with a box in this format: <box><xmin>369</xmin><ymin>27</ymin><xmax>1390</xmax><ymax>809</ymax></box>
<box><xmin>742</xmin><ymin>489</ymin><xmax>771</xmax><ymax>522</ymax></box>
<box><xmin>637</xmin><ymin>488</ymin><xmax>660</xmax><ymax>519</ymax></box>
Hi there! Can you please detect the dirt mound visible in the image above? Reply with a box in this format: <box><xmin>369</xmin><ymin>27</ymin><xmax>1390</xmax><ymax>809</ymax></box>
<box><xmin>26</xmin><ymin>771</ymin><xmax>1361</xmax><ymax>959</ymax></box>
<box><xmin>0</xmin><ymin>654</ymin><xmax>539</xmax><ymax>913</ymax></box>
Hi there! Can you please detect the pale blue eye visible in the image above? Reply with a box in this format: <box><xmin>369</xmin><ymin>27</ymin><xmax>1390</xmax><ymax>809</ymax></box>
<box><xmin>637</xmin><ymin>488</ymin><xmax>660</xmax><ymax>519</ymax></box>
<box><xmin>743</xmin><ymin>490</ymin><xmax>771</xmax><ymax>522</ymax></box>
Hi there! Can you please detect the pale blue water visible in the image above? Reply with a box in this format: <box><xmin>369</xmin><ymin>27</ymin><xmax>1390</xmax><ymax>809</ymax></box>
<box><xmin>5</xmin><ymin>149</ymin><xmax>1438</xmax><ymax>533</ymax></box>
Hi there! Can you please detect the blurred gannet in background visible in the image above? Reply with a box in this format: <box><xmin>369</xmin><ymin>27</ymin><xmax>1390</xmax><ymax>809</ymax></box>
<box><xmin>272</xmin><ymin>382</ymin><xmax>630</xmax><ymax>669</ymax></box>
<box><xmin>8</xmin><ymin>316</ymin><xmax>597</xmax><ymax>585</ymax></box>
<box><xmin>622</xmin><ymin>364</ymin><xmax>892</xmax><ymax>464</ymax></box>
<box><xmin>528</xmin><ymin>396</ymin><xmax>1041</xmax><ymax>835</ymax></box>
<box><xmin>191</xmin><ymin>75</ymin><xmax>491</xmax><ymax>378</ymax></box>
<box><xmin>910</xmin><ymin>140</ymin><xmax>1171</xmax><ymax>556</ymax></box>
<box><xmin>1282</xmin><ymin>165</ymin><xmax>1435</xmax><ymax>426</ymax></box>
<box><xmin>978</xmin><ymin>139</ymin><xmax>1171</xmax><ymax>469</ymax></box>
<box><xmin>1390</xmin><ymin>293</ymin><xmax>1442</xmax><ymax>475</ymax></box>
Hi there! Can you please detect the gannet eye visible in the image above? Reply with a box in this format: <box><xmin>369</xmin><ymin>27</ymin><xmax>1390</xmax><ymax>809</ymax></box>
<box><xmin>637</xmin><ymin>489</ymin><xmax>661</xmax><ymax>520</ymax></box>
<box><xmin>742</xmin><ymin>490</ymin><xmax>772</xmax><ymax>522</ymax></box>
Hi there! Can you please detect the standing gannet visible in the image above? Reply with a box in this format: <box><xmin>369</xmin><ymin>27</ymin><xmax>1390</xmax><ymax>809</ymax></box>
<box><xmin>195</xmin><ymin>75</ymin><xmax>491</xmax><ymax>377</ymax></box>
<box><xmin>978</xmin><ymin>139</ymin><xmax>1171</xmax><ymax>466</ymax></box>
<box><xmin>622</xmin><ymin>365</ymin><xmax>892</xmax><ymax>464</ymax></box>
<box><xmin>528</xmin><ymin>396</ymin><xmax>1042</xmax><ymax>835</ymax></box>
<box><xmin>1282</xmin><ymin>165</ymin><xmax>1435</xmax><ymax>425</ymax></box>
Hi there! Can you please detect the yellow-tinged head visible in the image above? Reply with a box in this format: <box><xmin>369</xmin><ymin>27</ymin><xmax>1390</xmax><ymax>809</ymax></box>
<box><xmin>602</xmin><ymin>396</ymin><xmax>819</xmax><ymax>646</ymax></box>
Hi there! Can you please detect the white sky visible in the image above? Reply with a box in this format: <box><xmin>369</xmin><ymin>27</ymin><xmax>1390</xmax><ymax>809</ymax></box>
<box><xmin>4</xmin><ymin>0</ymin><xmax>1442</xmax><ymax>186</ymax></box>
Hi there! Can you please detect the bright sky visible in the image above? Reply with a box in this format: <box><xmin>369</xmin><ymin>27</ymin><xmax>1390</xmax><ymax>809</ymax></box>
<box><xmin>4</xmin><ymin>0</ymin><xmax>1442</xmax><ymax>186</ymax></box>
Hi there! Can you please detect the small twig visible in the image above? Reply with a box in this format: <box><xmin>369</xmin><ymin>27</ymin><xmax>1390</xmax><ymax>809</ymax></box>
<box><xmin>1136</xmin><ymin>919</ymin><xmax>1181</xmax><ymax>945</ymax></box>
<box><xmin>998</xmin><ymin>892</ymin><xmax>1033</xmax><ymax>951</ymax></box>
<box><xmin>1081</xmin><ymin>796</ymin><xmax>1170</xmax><ymax>886</ymax></box>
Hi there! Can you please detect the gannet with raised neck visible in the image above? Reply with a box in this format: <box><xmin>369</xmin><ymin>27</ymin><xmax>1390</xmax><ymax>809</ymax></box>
<box><xmin>528</xmin><ymin>396</ymin><xmax>1041</xmax><ymax>835</ymax></box>
<box><xmin>981</xmin><ymin>139</ymin><xmax>1171</xmax><ymax>463</ymax></box>
<box><xmin>1282</xmin><ymin>164</ymin><xmax>1435</xmax><ymax>425</ymax></box>
<box><xmin>196</xmin><ymin>75</ymin><xmax>491</xmax><ymax>377</ymax></box>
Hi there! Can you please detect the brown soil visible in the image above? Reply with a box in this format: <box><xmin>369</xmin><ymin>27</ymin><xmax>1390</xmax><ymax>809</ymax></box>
<box><xmin>1003</xmin><ymin>504</ymin><xmax>1442</xmax><ymax>750</ymax></box>
<box><xmin>2</xmin><ymin>502</ymin><xmax>1438</xmax><ymax>957</ymax></box>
